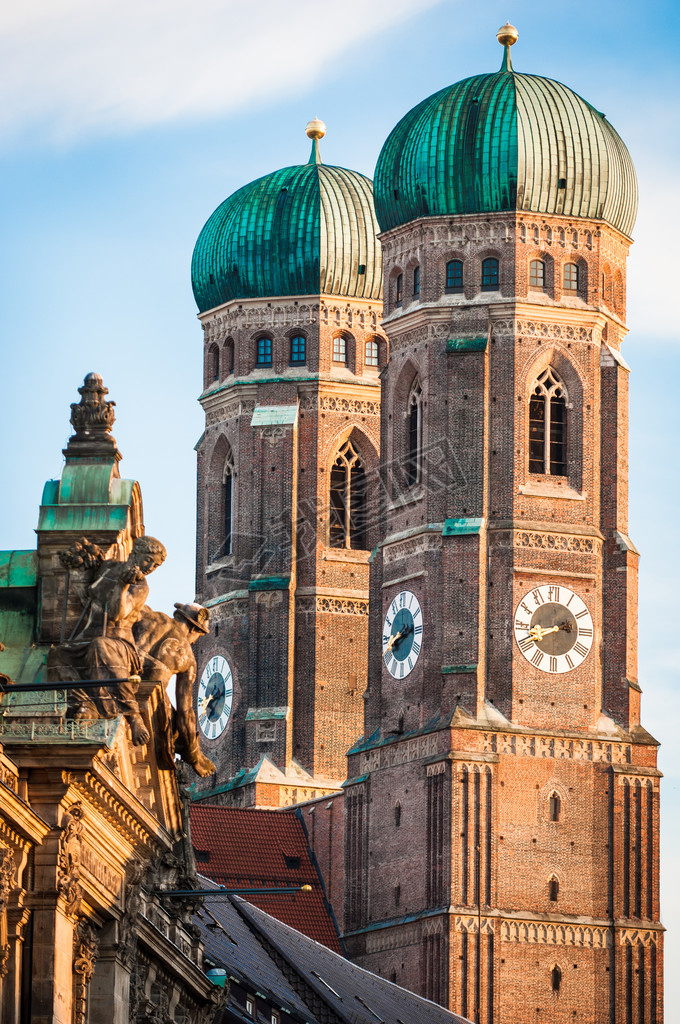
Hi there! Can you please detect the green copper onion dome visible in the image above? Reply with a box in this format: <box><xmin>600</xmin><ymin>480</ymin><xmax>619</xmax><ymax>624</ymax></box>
<box><xmin>374</xmin><ymin>25</ymin><xmax>637</xmax><ymax>237</ymax></box>
<box><xmin>192</xmin><ymin>121</ymin><xmax>382</xmax><ymax>312</ymax></box>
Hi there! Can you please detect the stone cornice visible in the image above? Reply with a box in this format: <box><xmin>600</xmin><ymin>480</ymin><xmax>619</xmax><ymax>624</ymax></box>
<box><xmin>199</xmin><ymin>293</ymin><xmax>384</xmax><ymax>331</ymax></box>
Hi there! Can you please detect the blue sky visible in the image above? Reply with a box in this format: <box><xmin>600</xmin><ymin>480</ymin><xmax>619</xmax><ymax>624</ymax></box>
<box><xmin>0</xmin><ymin>0</ymin><xmax>678</xmax><ymax>1005</ymax></box>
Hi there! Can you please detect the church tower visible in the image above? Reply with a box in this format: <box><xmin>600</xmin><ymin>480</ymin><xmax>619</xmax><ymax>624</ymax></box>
<box><xmin>344</xmin><ymin>27</ymin><xmax>662</xmax><ymax>1023</ymax></box>
<box><xmin>191</xmin><ymin>123</ymin><xmax>386</xmax><ymax>806</ymax></box>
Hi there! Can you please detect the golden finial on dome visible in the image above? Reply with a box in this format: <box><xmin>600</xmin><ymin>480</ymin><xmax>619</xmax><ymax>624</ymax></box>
<box><xmin>497</xmin><ymin>22</ymin><xmax>518</xmax><ymax>71</ymax></box>
<box><xmin>305</xmin><ymin>117</ymin><xmax>326</xmax><ymax>140</ymax></box>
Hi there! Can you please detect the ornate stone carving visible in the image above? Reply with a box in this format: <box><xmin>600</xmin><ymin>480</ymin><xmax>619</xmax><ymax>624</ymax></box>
<box><xmin>47</xmin><ymin>536</ymin><xmax>167</xmax><ymax>746</ymax></box>
<box><xmin>73</xmin><ymin>920</ymin><xmax>100</xmax><ymax>1024</ymax></box>
<box><xmin>500</xmin><ymin>920</ymin><xmax>611</xmax><ymax>948</ymax></box>
<box><xmin>0</xmin><ymin>846</ymin><xmax>16</xmax><ymax>912</ymax></box>
<box><xmin>383</xmin><ymin>531</ymin><xmax>442</xmax><ymax>564</ymax></box>
<box><xmin>57</xmin><ymin>804</ymin><xmax>84</xmax><ymax>916</ymax></box>
<box><xmin>493</xmin><ymin>529</ymin><xmax>598</xmax><ymax>553</ymax></box>
<box><xmin>492</xmin><ymin>318</ymin><xmax>594</xmax><ymax>343</ymax></box>
<box><xmin>299</xmin><ymin>395</ymin><xmax>380</xmax><ymax>416</ymax></box>
<box><xmin>359</xmin><ymin>734</ymin><xmax>438</xmax><ymax>773</ymax></box>
<box><xmin>455</xmin><ymin>916</ymin><xmax>495</xmax><ymax>935</ymax></box>
<box><xmin>482</xmin><ymin>732</ymin><xmax>631</xmax><ymax>765</ymax></box>
<box><xmin>297</xmin><ymin>596</ymin><xmax>368</xmax><ymax>616</ymax></box>
<box><xmin>134</xmin><ymin>602</ymin><xmax>215</xmax><ymax>777</ymax></box>
<box><xmin>63</xmin><ymin>373</ymin><xmax>120</xmax><ymax>460</ymax></box>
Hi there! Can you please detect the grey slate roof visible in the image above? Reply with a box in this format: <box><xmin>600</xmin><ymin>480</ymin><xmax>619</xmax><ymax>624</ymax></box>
<box><xmin>195</xmin><ymin>876</ymin><xmax>471</xmax><ymax>1024</ymax></box>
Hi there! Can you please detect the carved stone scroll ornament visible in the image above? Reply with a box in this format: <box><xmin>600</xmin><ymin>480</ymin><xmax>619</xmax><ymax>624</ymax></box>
<box><xmin>56</xmin><ymin>804</ymin><xmax>84</xmax><ymax>917</ymax></box>
<box><xmin>73</xmin><ymin>920</ymin><xmax>100</xmax><ymax>1024</ymax></box>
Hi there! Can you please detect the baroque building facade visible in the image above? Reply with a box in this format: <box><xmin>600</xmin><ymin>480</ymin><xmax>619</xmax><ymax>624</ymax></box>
<box><xmin>190</xmin><ymin>26</ymin><xmax>662</xmax><ymax>1024</ymax></box>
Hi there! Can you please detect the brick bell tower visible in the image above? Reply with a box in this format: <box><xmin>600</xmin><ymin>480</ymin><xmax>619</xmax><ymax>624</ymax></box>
<box><xmin>191</xmin><ymin>121</ymin><xmax>386</xmax><ymax>806</ymax></box>
<box><xmin>343</xmin><ymin>26</ymin><xmax>662</xmax><ymax>1023</ymax></box>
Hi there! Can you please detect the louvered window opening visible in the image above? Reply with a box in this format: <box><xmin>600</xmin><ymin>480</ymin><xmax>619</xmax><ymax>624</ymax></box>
<box><xmin>529</xmin><ymin>367</ymin><xmax>567</xmax><ymax>476</ymax></box>
<box><xmin>406</xmin><ymin>382</ymin><xmax>423</xmax><ymax>487</ymax></box>
<box><xmin>329</xmin><ymin>440</ymin><xmax>367</xmax><ymax>549</ymax></box>
<box><xmin>446</xmin><ymin>259</ymin><xmax>464</xmax><ymax>292</ymax></box>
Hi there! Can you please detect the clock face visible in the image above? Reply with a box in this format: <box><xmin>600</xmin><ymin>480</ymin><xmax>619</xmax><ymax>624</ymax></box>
<box><xmin>514</xmin><ymin>584</ymin><xmax>594</xmax><ymax>674</ymax></box>
<box><xmin>198</xmin><ymin>655</ymin><xmax>233</xmax><ymax>739</ymax></box>
<box><xmin>382</xmin><ymin>591</ymin><xmax>423</xmax><ymax>679</ymax></box>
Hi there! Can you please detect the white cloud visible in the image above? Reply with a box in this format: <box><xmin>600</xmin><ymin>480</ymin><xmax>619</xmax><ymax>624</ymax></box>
<box><xmin>0</xmin><ymin>0</ymin><xmax>442</xmax><ymax>144</ymax></box>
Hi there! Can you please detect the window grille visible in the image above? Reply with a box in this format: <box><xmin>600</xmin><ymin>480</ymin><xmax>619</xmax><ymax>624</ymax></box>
<box><xmin>528</xmin><ymin>367</ymin><xmax>567</xmax><ymax>476</ymax></box>
<box><xmin>333</xmin><ymin>335</ymin><xmax>346</xmax><ymax>363</ymax></box>
<box><xmin>290</xmin><ymin>334</ymin><xmax>306</xmax><ymax>364</ymax></box>
<box><xmin>329</xmin><ymin>440</ymin><xmax>367</xmax><ymax>549</ymax></box>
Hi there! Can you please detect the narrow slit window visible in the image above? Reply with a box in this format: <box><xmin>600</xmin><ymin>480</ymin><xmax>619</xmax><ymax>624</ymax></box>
<box><xmin>225</xmin><ymin>339</ymin><xmax>235</xmax><ymax>374</ymax></box>
<box><xmin>365</xmin><ymin>339</ymin><xmax>379</xmax><ymax>367</ymax></box>
<box><xmin>413</xmin><ymin>265</ymin><xmax>420</xmax><ymax>296</ymax></box>
<box><xmin>482</xmin><ymin>258</ymin><xmax>499</xmax><ymax>291</ymax></box>
<box><xmin>406</xmin><ymin>381</ymin><xmax>423</xmax><ymax>487</ymax></box>
<box><xmin>563</xmin><ymin>263</ymin><xmax>579</xmax><ymax>291</ymax></box>
<box><xmin>333</xmin><ymin>335</ymin><xmax>346</xmax><ymax>363</ymax></box>
<box><xmin>290</xmin><ymin>334</ymin><xmax>306</xmax><ymax>364</ymax></box>
<box><xmin>528</xmin><ymin>367</ymin><xmax>567</xmax><ymax>476</ymax></box>
<box><xmin>551</xmin><ymin>965</ymin><xmax>562</xmax><ymax>994</ymax></box>
<box><xmin>210</xmin><ymin>345</ymin><xmax>220</xmax><ymax>382</ymax></box>
<box><xmin>446</xmin><ymin>259</ymin><xmax>463</xmax><ymax>292</ymax></box>
<box><xmin>329</xmin><ymin>440</ymin><xmax>367</xmax><ymax>550</ymax></box>
<box><xmin>549</xmin><ymin>792</ymin><xmax>561</xmax><ymax>822</ymax></box>
<box><xmin>395</xmin><ymin>274</ymin><xmax>403</xmax><ymax>306</ymax></box>
<box><xmin>257</xmin><ymin>337</ymin><xmax>272</xmax><ymax>365</ymax></box>
<box><xmin>548</xmin><ymin>877</ymin><xmax>559</xmax><ymax>902</ymax></box>
<box><xmin>530</xmin><ymin>259</ymin><xmax>545</xmax><ymax>289</ymax></box>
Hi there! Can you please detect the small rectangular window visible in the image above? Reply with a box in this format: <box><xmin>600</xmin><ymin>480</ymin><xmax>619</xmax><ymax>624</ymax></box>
<box><xmin>446</xmin><ymin>259</ymin><xmax>463</xmax><ymax>292</ymax></box>
<box><xmin>290</xmin><ymin>334</ymin><xmax>306</xmax><ymax>364</ymax></box>
<box><xmin>257</xmin><ymin>337</ymin><xmax>272</xmax><ymax>365</ymax></box>
<box><xmin>365</xmin><ymin>340</ymin><xmax>379</xmax><ymax>366</ymax></box>
<box><xmin>271</xmin><ymin>1013</ymin><xmax>280</xmax><ymax>1024</ymax></box>
<box><xmin>529</xmin><ymin>260</ymin><xmax>545</xmax><ymax>289</ymax></box>
<box><xmin>563</xmin><ymin>263</ymin><xmax>579</xmax><ymax>291</ymax></box>
<box><xmin>482</xmin><ymin>258</ymin><xmax>499</xmax><ymax>291</ymax></box>
<box><xmin>246</xmin><ymin>996</ymin><xmax>255</xmax><ymax>1015</ymax></box>
<box><xmin>333</xmin><ymin>336</ymin><xmax>346</xmax><ymax>363</ymax></box>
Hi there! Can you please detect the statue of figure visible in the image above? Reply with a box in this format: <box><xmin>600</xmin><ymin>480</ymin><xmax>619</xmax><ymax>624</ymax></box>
<box><xmin>133</xmin><ymin>603</ymin><xmax>216</xmax><ymax>777</ymax></box>
<box><xmin>49</xmin><ymin>536</ymin><xmax>167</xmax><ymax>745</ymax></box>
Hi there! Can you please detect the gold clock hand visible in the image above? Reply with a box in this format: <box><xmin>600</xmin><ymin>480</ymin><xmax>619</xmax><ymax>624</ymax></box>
<box><xmin>529</xmin><ymin>624</ymin><xmax>560</xmax><ymax>642</ymax></box>
<box><xmin>386</xmin><ymin>627</ymin><xmax>405</xmax><ymax>652</ymax></box>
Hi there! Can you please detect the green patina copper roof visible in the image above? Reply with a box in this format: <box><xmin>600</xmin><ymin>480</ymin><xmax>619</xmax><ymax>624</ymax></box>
<box><xmin>374</xmin><ymin>43</ymin><xmax>637</xmax><ymax>237</ymax></box>
<box><xmin>192</xmin><ymin>136</ymin><xmax>382</xmax><ymax>312</ymax></box>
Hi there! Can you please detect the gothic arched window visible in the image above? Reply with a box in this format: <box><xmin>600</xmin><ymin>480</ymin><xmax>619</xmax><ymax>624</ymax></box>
<box><xmin>329</xmin><ymin>440</ymin><xmax>367</xmax><ymax>550</ymax></box>
<box><xmin>551</xmin><ymin>965</ymin><xmax>562</xmax><ymax>994</ymax></box>
<box><xmin>222</xmin><ymin>450</ymin><xmax>235</xmax><ymax>557</ymax></box>
<box><xmin>482</xmin><ymin>257</ymin><xmax>499</xmax><ymax>291</ymax></box>
<box><xmin>530</xmin><ymin>259</ymin><xmax>545</xmax><ymax>289</ymax></box>
<box><xmin>548</xmin><ymin>876</ymin><xmax>559</xmax><ymax>902</ymax></box>
<box><xmin>208</xmin><ymin>344</ymin><xmax>220</xmax><ymax>383</ymax></box>
<box><xmin>406</xmin><ymin>380</ymin><xmax>423</xmax><ymax>487</ymax></box>
<box><xmin>549</xmin><ymin>792</ymin><xmax>561</xmax><ymax>822</ymax></box>
<box><xmin>224</xmin><ymin>338</ymin><xmax>235</xmax><ymax>375</ymax></box>
<box><xmin>446</xmin><ymin>259</ymin><xmax>463</xmax><ymax>292</ymax></box>
<box><xmin>529</xmin><ymin>367</ymin><xmax>567</xmax><ymax>476</ymax></box>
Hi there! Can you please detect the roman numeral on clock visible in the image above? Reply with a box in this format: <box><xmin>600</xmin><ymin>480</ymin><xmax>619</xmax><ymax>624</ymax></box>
<box><xmin>549</xmin><ymin>657</ymin><xmax>558</xmax><ymax>672</ymax></box>
<box><xmin>578</xmin><ymin>628</ymin><xmax>593</xmax><ymax>638</ymax></box>
<box><xmin>574</xmin><ymin>642</ymin><xmax>589</xmax><ymax>657</ymax></box>
<box><xmin>518</xmin><ymin>636</ymin><xmax>534</xmax><ymax>652</ymax></box>
<box><xmin>531</xmin><ymin>650</ymin><xmax>544</xmax><ymax>667</ymax></box>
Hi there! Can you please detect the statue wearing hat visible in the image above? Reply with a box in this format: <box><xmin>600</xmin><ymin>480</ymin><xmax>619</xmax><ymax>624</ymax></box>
<box><xmin>134</xmin><ymin>602</ymin><xmax>216</xmax><ymax>777</ymax></box>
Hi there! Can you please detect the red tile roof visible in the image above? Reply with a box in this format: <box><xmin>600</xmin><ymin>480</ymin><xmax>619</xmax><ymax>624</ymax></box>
<box><xmin>190</xmin><ymin>805</ymin><xmax>342</xmax><ymax>954</ymax></box>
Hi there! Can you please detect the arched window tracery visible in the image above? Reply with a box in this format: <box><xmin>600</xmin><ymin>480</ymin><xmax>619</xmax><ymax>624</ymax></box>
<box><xmin>529</xmin><ymin>367</ymin><xmax>567</xmax><ymax>476</ymax></box>
<box><xmin>406</xmin><ymin>380</ymin><xmax>423</xmax><ymax>487</ymax></box>
<box><xmin>329</xmin><ymin>440</ymin><xmax>367</xmax><ymax>550</ymax></box>
<box><xmin>222</xmin><ymin>449</ymin><xmax>235</xmax><ymax>557</ymax></box>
